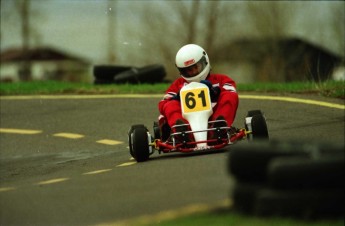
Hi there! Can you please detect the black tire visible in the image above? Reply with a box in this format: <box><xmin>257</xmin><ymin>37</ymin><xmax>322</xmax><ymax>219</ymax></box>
<box><xmin>128</xmin><ymin>124</ymin><xmax>145</xmax><ymax>158</ymax></box>
<box><xmin>93</xmin><ymin>65</ymin><xmax>133</xmax><ymax>81</ymax></box>
<box><xmin>114</xmin><ymin>64</ymin><xmax>166</xmax><ymax>84</ymax></box>
<box><xmin>228</xmin><ymin>142</ymin><xmax>309</xmax><ymax>183</ymax></box>
<box><xmin>161</xmin><ymin>122</ymin><xmax>171</xmax><ymax>141</ymax></box>
<box><xmin>246</xmin><ymin>110</ymin><xmax>263</xmax><ymax>117</ymax></box>
<box><xmin>254</xmin><ymin>188</ymin><xmax>344</xmax><ymax>218</ymax></box>
<box><xmin>268</xmin><ymin>154</ymin><xmax>344</xmax><ymax>190</ymax></box>
<box><xmin>113</xmin><ymin>68</ymin><xmax>139</xmax><ymax>84</ymax></box>
<box><xmin>244</xmin><ymin>110</ymin><xmax>268</xmax><ymax>141</ymax></box>
<box><xmin>153</xmin><ymin>121</ymin><xmax>160</xmax><ymax>140</ymax></box>
<box><xmin>229</xmin><ymin>141</ymin><xmax>344</xmax><ymax>183</ymax></box>
<box><xmin>251</xmin><ymin>114</ymin><xmax>269</xmax><ymax>140</ymax></box>
<box><xmin>128</xmin><ymin>125</ymin><xmax>150</xmax><ymax>162</ymax></box>
<box><xmin>231</xmin><ymin>182</ymin><xmax>265</xmax><ymax>214</ymax></box>
<box><xmin>137</xmin><ymin>64</ymin><xmax>166</xmax><ymax>83</ymax></box>
<box><xmin>93</xmin><ymin>79</ymin><xmax>114</xmax><ymax>85</ymax></box>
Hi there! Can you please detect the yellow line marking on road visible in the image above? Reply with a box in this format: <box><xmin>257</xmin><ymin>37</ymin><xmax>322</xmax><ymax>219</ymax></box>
<box><xmin>0</xmin><ymin>94</ymin><xmax>163</xmax><ymax>100</ymax></box>
<box><xmin>96</xmin><ymin>139</ymin><xmax>123</xmax><ymax>145</ymax></box>
<box><xmin>240</xmin><ymin>95</ymin><xmax>345</xmax><ymax>109</ymax></box>
<box><xmin>83</xmin><ymin>169</ymin><xmax>112</xmax><ymax>175</ymax></box>
<box><xmin>36</xmin><ymin>178</ymin><xmax>69</xmax><ymax>185</ymax></box>
<box><xmin>53</xmin><ymin>133</ymin><xmax>84</xmax><ymax>139</ymax></box>
<box><xmin>0</xmin><ymin>128</ymin><xmax>42</xmax><ymax>134</ymax></box>
<box><xmin>117</xmin><ymin>162</ymin><xmax>136</xmax><ymax>167</ymax></box>
<box><xmin>1</xmin><ymin>94</ymin><xmax>343</xmax><ymax>109</ymax></box>
<box><xmin>0</xmin><ymin>187</ymin><xmax>17</xmax><ymax>192</ymax></box>
<box><xmin>97</xmin><ymin>199</ymin><xmax>232</xmax><ymax>226</ymax></box>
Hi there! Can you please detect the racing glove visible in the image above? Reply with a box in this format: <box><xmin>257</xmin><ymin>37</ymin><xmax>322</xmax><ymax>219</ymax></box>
<box><xmin>170</xmin><ymin>91</ymin><xmax>180</xmax><ymax>101</ymax></box>
<box><xmin>200</xmin><ymin>80</ymin><xmax>220</xmax><ymax>102</ymax></box>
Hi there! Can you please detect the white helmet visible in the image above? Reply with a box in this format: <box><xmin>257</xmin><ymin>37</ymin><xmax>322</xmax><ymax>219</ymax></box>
<box><xmin>175</xmin><ymin>44</ymin><xmax>211</xmax><ymax>82</ymax></box>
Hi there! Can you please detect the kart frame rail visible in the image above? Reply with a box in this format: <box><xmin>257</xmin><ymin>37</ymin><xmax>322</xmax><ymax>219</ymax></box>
<box><xmin>153</xmin><ymin>123</ymin><xmax>249</xmax><ymax>153</ymax></box>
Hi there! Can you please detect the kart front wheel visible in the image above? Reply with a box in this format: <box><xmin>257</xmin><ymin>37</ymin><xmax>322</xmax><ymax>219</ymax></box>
<box><xmin>128</xmin><ymin>125</ymin><xmax>150</xmax><ymax>162</ymax></box>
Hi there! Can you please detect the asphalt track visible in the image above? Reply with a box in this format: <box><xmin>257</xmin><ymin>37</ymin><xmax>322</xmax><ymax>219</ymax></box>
<box><xmin>0</xmin><ymin>93</ymin><xmax>344</xmax><ymax>225</ymax></box>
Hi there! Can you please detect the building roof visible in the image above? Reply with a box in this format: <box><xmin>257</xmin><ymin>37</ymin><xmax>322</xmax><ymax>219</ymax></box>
<box><xmin>0</xmin><ymin>47</ymin><xmax>90</xmax><ymax>64</ymax></box>
<box><xmin>218</xmin><ymin>37</ymin><xmax>343</xmax><ymax>63</ymax></box>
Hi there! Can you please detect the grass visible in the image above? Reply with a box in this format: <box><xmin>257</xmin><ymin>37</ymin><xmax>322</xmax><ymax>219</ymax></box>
<box><xmin>238</xmin><ymin>81</ymin><xmax>344</xmax><ymax>98</ymax></box>
<box><xmin>0</xmin><ymin>80</ymin><xmax>344</xmax><ymax>98</ymax></box>
<box><xmin>146</xmin><ymin>211</ymin><xmax>344</xmax><ymax>226</ymax></box>
<box><xmin>111</xmin><ymin>201</ymin><xmax>343</xmax><ymax>226</ymax></box>
<box><xmin>0</xmin><ymin>81</ymin><xmax>168</xmax><ymax>95</ymax></box>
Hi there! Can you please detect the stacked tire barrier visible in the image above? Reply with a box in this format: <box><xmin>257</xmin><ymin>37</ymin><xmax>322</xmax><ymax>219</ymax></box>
<box><xmin>228</xmin><ymin>141</ymin><xmax>344</xmax><ymax>219</ymax></box>
<box><xmin>93</xmin><ymin>64</ymin><xmax>166</xmax><ymax>84</ymax></box>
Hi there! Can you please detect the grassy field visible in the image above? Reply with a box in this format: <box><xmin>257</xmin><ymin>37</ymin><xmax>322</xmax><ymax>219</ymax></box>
<box><xmin>0</xmin><ymin>80</ymin><xmax>344</xmax><ymax>98</ymax></box>
<box><xmin>143</xmin><ymin>211</ymin><xmax>344</xmax><ymax>226</ymax></box>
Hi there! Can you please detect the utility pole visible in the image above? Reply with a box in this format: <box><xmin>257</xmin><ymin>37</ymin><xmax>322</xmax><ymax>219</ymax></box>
<box><xmin>19</xmin><ymin>0</ymin><xmax>31</xmax><ymax>81</ymax></box>
<box><xmin>107</xmin><ymin>0</ymin><xmax>116</xmax><ymax>64</ymax></box>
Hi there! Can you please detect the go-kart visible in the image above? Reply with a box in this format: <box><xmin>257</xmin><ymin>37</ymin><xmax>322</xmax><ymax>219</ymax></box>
<box><xmin>128</xmin><ymin>82</ymin><xmax>269</xmax><ymax>162</ymax></box>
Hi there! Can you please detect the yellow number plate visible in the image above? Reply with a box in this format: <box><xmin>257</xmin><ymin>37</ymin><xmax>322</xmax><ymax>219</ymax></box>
<box><xmin>181</xmin><ymin>87</ymin><xmax>212</xmax><ymax>113</ymax></box>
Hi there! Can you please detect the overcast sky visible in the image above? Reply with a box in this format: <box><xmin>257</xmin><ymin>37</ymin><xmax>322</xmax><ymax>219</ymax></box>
<box><xmin>1</xmin><ymin>0</ymin><xmax>344</xmax><ymax>65</ymax></box>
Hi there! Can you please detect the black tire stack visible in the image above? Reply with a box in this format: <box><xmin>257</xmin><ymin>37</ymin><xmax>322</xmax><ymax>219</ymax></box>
<box><xmin>228</xmin><ymin>141</ymin><xmax>344</xmax><ymax>219</ymax></box>
<box><xmin>93</xmin><ymin>64</ymin><xmax>166</xmax><ymax>84</ymax></box>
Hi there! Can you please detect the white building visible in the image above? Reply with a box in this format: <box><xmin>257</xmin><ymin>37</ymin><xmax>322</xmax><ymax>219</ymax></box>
<box><xmin>0</xmin><ymin>47</ymin><xmax>92</xmax><ymax>82</ymax></box>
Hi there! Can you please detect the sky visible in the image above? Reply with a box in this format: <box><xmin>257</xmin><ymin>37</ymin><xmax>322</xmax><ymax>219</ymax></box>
<box><xmin>1</xmin><ymin>0</ymin><xmax>132</xmax><ymax>63</ymax></box>
<box><xmin>1</xmin><ymin>0</ymin><xmax>344</xmax><ymax>65</ymax></box>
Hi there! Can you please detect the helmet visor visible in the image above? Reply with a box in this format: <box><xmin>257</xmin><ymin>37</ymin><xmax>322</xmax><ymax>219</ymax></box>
<box><xmin>178</xmin><ymin>56</ymin><xmax>208</xmax><ymax>78</ymax></box>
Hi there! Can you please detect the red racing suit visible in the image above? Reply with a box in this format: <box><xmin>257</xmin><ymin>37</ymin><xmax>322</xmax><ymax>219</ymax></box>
<box><xmin>158</xmin><ymin>73</ymin><xmax>239</xmax><ymax>128</ymax></box>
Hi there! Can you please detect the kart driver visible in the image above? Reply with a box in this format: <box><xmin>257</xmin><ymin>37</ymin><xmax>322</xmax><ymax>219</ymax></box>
<box><xmin>158</xmin><ymin>44</ymin><xmax>239</xmax><ymax>140</ymax></box>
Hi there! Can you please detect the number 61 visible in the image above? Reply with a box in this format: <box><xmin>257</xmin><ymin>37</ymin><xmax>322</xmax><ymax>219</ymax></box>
<box><xmin>185</xmin><ymin>90</ymin><xmax>207</xmax><ymax>109</ymax></box>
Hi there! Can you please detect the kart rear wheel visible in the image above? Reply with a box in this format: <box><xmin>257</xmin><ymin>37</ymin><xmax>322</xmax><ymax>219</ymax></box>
<box><xmin>153</xmin><ymin>121</ymin><xmax>160</xmax><ymax>140</ymax></box>
<box><xmin>128</xmin><ymin>125</ymin><xmax>150</xmax><ymax>162</ymax></box>
<box><xmin>249</xmin><ymin>114</ymin><xmax>269</xmax><ymax>141</ymax></box>
<box><xmin>245</xmin><ymin>110</ymin><xmax>268</xmax><ymax>141</ymax></box>
<box><xmin>246</xmin><ymin>110</ymin><xmax>263</xmax><ymax>117</ymax></box>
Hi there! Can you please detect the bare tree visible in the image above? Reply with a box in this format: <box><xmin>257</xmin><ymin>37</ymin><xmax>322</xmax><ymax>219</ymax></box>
<box><xmin>329</xmin><ymin>2</ymin><xmax>345</xmax><ymax>58</ymax></box>
<box><xmin>133</xmin><ymin>1</ymin><xmax>228</xmax><ymax>81</ymax></box>
<box><xmin>204</xmin><ymin>0</ymin><xmax>221</xmax><ymax>57</ymax></box>
<box><xmin>107</xmin><ymin>0</ymin><xmax>116</xmax><ymax>64</ymax></box>
<box><xmin>245</xmin><ymin>1</ymin><xmax>292</xmax><ymax>82</ymax></box>
<box><xmin>246</xmin><ymin>1</ymin><xmax>288</xmax><ymax>38</ymax></box>
<box><xmin>175</xmin><ymin>0</ymin><xmax>201</xmax><ymax>43</ymax></box>
<box><xmin>0</xmin><ymin>0</ymin><xmax>2</xmax><ymax>46</ymax></box>
<box><xmin>131</xmin><ymin>1</ymin><xmax>194</xmax><ymax>80</ymax></box>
